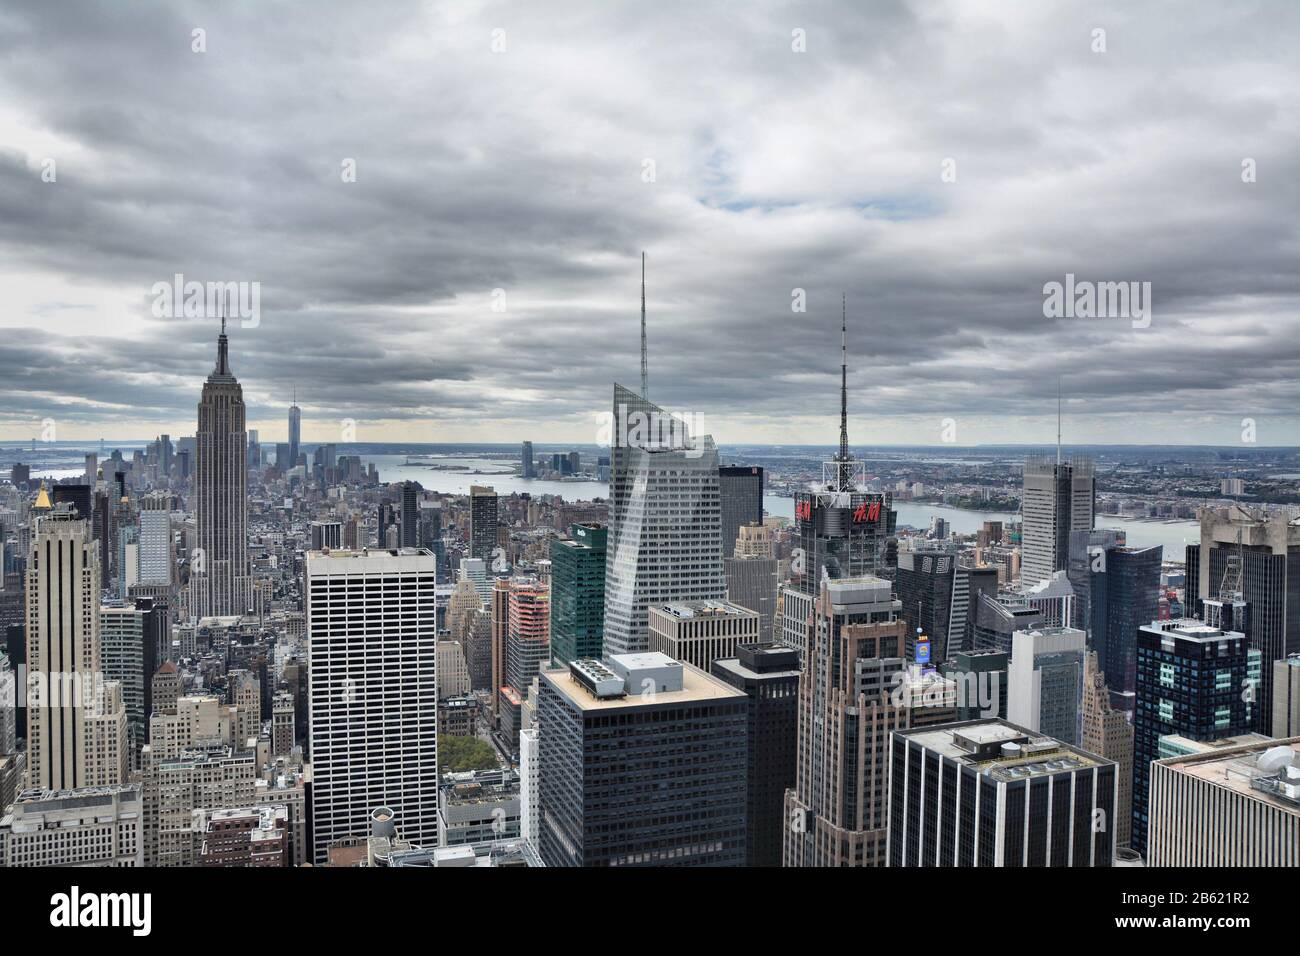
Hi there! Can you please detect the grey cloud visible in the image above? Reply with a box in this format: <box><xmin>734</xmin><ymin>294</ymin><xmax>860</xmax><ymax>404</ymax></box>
<box><xmin>0</xmin><ymin>0</ymin><xmax>1296</xmax><ymax>444</ymax></box>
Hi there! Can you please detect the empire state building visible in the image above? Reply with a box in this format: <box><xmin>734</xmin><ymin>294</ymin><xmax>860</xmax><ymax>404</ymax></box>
<box><xmin>191</xmin><ymin>317</ymin><xmax>250</xmax><ymax>618</ymax></box>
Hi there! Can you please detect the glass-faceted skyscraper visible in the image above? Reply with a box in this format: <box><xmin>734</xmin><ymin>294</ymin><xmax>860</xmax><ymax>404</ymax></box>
<box><xmin>603</xmin><ymin>384</ymin><xmax>724</xmax><ymax>657</ymax></box>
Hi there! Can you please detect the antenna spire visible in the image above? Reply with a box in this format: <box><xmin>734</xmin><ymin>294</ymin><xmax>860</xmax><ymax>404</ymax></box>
<box><xmin>640</xmin><ymin>251</ymin><xmax>648</xmax><ymax>400</ymax></box>
<box><xmin>213</xmin><ymin>305</ymin><xmax>231</xmax><ymax>378</ymax></box>
<box><xmin>835</xmin><ymin>294</ymin><xmax>852</xmax><ymax>491</ymax></box>
<box><xmin>1056</xmin><ymin>377</ymin><xmax>1062</xmax><ymax>466</ymax></box>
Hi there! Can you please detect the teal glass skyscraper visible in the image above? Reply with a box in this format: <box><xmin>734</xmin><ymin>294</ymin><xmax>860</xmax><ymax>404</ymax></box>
<box><xmin>550</xmin><ymin>523</ymin><xmax>606</xmax><ymax>665</ymax></box>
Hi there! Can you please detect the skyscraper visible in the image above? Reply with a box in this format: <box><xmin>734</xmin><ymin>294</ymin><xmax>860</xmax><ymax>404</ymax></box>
<box><xmin>1186</xmin><ymin>505</ymin><xmax>1300</xmax><ymax>734</ymax></box>
<box><xmin>724</xmin><ymin>534</ymin><xmax>779</xmax><ymax>643</ymax></box>
<box><xmin>400</xmin><ymin>481</ymin><xmax>420</xmax><ymax>548</ymax></box>
<box><xmin>1131</xmin><ymin>618</ymin><xmax>1260</xmax><ymax>857</ymax></box>
<box><xmin>780</xmin><ymin>303</ymin><xmax>895</xmax><ymax>655</ymax></box>
<box><xmin>137</xmin><ymin>492</ymin><xmax>172</xmax><ymax>586</ymax></box>
<box><xmin>520</xmin><ymin>441</ymin><xmax>534</xmax><ymax>478</ymax></box>
<box><xmin>719</xmin><ymin>465</ymin><xmax>763</xmax><ymax>559</ymax></box>
<box><xmin>51</xmin><ymin>483</ymin><xmax>92</xmax><ymax>523</ymax></box>
<box><xmin>1081</xmin><ymin>649</ymin><xmax>1134</xmax><ymax>848</ymax></box>
<box><xmin>1006</xmin><ymin>625</ymin><xmax>1085</xmax><ymax>746</ymax></box>
<box><xmin>306</xmin><ymin>548</ymin><xmax>440</xmax><ymax>861</ymax></box>
<box><xmin>537</xmin><ymin>653</ymin><xmax>748</xmax><ymax>866</ymax></box>
<box><xmin>25</xmin><ymin>510</ymin><xmax>129</xmax><ymax>791</ymax></box>
<box><xmin>469</xmin><ymin>485</ymin><xmax>498</xmax><ymax>562</ymax></box>
<box><xmin>100</xmin><ymin>601</ymin><xmax>162</xmax><ymax>762</ymax></box>
<box><xmin>490</xmin><ymin>577</ymin><xmax>510</xmax><ymax>726</ymax></box>
<box><xmin>896</xmin><ymin>547</ymin><xmax>962</xmax><ymax>663</ymax></box>
<box><xmin>310</xmin><ymin>521</ymin><xmax>342</xmax><ymax>551</ymax></box>
<box><xmin>503</xmin><ymin>577</ymin><xmax>549</xmax><ymax>750</ymax></box>
<box><xmin>1069</xmin><ymin>531</ymin><xmax>1164</xmax><ymax>703</ymax></box>
<box><xmin>549</xmin><ymin>523</ymin><xmax>606</xmax><ymax>665</ymax></box>
<box><xmin>603</xmin><ymin>384</ymin><xmax>725</xmax><ymax>657</ymax></box>
<box><xmin>711</xmin><ymin>643</ymin><xmax>800</xmax><ymax>867</ymax></box>
<box><xmin>648</xmin><ymin>599</ymin><xmax>760</xmax><ymax>673</ymax></box>
<box><xmin>784</xmin><ymin>576</ymin><xmax>953</xmax><ymax>867</ymax></box>
<box><xmin>288</xmin><ymin>389</ymin><xmax>301</xmax><ymax>470</ymax></box>
<box><xmin>192</xmin><ymin>318</ymin><xmax>251</xmax><ymax>618</ymax></box>
<box><xmin>1275</xmin><ymin>654</ymin><xmax>1300</xmax><ymax>738</ymax></box>
<box><xmin>888</xmin><ymin>719</ymin><xmax>1117</xmax><ymax>867</ymax></box>
<box><xmin>1147</xmin><ymin>736</ymin><xmax>1300</xmax><ymax>866</ymax></box>
<box><xmin>1021</xmin><ymin>455</ymin><xmax>1095</xmax><ymax>589</ymax></box>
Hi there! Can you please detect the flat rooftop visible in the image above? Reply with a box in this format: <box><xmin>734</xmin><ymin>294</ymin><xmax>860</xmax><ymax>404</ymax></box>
<box><xmin>1158</xmin><ymin>738</ymin><xmax>1300</xmax><ymax>815</ymax></box>
<box><xmin>652</xmin><ymin>600</ymin><xmax>757</xmax><ymax>620</ymax></box>
<box><xmin>541</xmin><ymin>660</ymin><xmax>745</xmax><ymax>712</ymax></box>
<box><xmin>712</xmin><ymin>656</ymin><xmax>800</xmax><ymax>682</ymax></box>
<box><xmin>1142</xmin><ymin>619</ymin><xmax>1240</xmax><ymax>642</ymax></box>
<box><xmin>900</xmin><ymin>719</ymin><xmax>1107</xmax><ymax>782</ymax></box>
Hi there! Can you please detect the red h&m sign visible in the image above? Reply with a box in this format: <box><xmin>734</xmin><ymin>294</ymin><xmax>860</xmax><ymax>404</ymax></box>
<box><xmin>852</xmin><ymin>500</ymin><xmax>881</xmax><ymax>524</ymax></box>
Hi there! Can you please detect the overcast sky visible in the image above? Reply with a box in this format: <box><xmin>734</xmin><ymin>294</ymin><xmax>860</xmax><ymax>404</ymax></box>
<box><xmin>0</xmin><ymin>0</ymin><xmax>1297</xmax><ymax>448</ymax></box>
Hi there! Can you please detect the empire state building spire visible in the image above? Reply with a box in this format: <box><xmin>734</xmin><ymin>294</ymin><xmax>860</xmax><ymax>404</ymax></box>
<box><xmin>210</xmin><ymin>312</ymin><xmax>235</xmax><ymax>382</ymax></box>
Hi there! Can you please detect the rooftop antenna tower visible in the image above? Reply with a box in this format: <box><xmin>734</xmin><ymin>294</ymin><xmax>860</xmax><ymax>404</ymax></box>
<box><xmin>640</xmin><ymin>251</ymin><xmax>648</xmax><ymax>400</ymax></box>
<box><xmin>832</xmin><ymin>294</ymin><xmax>853</xmax><ymax>491</ymax></box>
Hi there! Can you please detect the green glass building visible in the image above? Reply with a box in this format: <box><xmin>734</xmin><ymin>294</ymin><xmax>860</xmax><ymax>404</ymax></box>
<box><xmin>550</xmin><ymin>523</ymin><xmax>606</xmax><ymax>665</ymax></box>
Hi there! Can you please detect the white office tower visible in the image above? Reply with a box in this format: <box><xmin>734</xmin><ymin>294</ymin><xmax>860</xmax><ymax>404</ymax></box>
<box><xmin>307</xmin><ymin>548</ymin><xmax>440</xmax><ymax>862</ymax></box>
<box><xmin>604</xmin><ymin>384</ymin><xmax>725</xmax><ymax>657</ymax></box>
<box><xmin>519</xmin><ymin>726</ymin><xmax>540</xmax><ymax>851</ymax></box>
<box><xmin>1007</xmin><ymin>626</ymin><xmax>1087</xmax><ymax>746</ymax></box>
<box><xmin>137</xmin><ymin>493</ymin><xmax>172</xmax><ymax>585</ymax></box>
<box><xmin>1020</xmin><ymin>456</ymin><xmax>1095</xmax><ymax>589</ymax></box>
<box><xmin>25</xmin><ymin>510</ymin><xmax>129</xmax><ymax>791</ymax></box>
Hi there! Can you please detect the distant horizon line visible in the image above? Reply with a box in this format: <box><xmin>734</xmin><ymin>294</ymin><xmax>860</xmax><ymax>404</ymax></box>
<box><xmin>3</xmin><ymin>440</ymin><xmax>1297</xmax><ymax>452</ymax></box>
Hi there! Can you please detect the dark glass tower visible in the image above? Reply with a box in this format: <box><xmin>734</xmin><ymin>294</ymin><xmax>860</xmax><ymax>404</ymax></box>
<box><xmin>1131</xmin><ymin>619</ymin><xmax>1259</xmax><ymax>856</ymax></box>
<box><xmin>1070</xmin><ymin>530</ymin><xmax>1162</xmax><ymax>713</ymax></box>
<box><xmin>400</xmin><ymin>480</ymin><xmax>420</xmax><ymax>548</ymax></box>
<box><xmin>1186</xmin><ymin>506</ymin><xmax>1300</xmax><ymax>734</ymax></box>
<box><xmin>896</xmin><ymin>548</ymin><xmax>958</xmax><ymax>663</ymax></box>
<box><xmin>537</xmin><ymin>655</ymin><xmax>747</xmax><ymax>866</ymax></box>
<box><xmin>711</xmin><ymin>643</ymin><xmax>799</xmax><ymax>867</ymax></box>
<box><xmin>469</xmin><ymin>485</ymin><xmax>498</xmax><ymax>561</ymax></box>
<box><xmin>1097</xmin><ymin>545</ymin><xmax>1161</xmax><ymax>713</ymax></box>
<box><xmin>719</xmin><ymin>465</ymin><xmax>763</xmax><ymax>558</ymax></box>
<box><xmin>549</xmin><ymin>523</ymin><xmax>606</xmax><ymax>665</ymax></box>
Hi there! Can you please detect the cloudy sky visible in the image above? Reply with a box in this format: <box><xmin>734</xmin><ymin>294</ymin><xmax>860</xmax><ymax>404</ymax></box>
<box><xmin>0</xmin><ymin>0</ymin><xmax>1297</xmax><ymax>447</ymax></box>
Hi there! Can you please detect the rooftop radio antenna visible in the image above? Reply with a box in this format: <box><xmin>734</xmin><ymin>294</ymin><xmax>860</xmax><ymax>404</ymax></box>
<box><xmin>640</xmin><ymin>251</ymin><xmax>648</xmax><ymax>400</ymax></box>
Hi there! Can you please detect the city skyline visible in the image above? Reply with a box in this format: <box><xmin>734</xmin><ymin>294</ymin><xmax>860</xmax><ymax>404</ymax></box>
<box><xmin>1</xmin><ymin>1</ymin><xmax>1297</xmax><ymax>446</ymax></box>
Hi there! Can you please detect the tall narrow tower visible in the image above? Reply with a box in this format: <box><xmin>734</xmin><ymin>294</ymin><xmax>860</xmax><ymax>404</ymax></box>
<box><xmin>192</xmin><ymin>317</ymin><xmax>251</xmax><ymax>618</ymax></box>
<box><xmin>604</xmin><ymin>256</ymin><xmax>725</xmax><ymax>657</ymax></box>
<box><xmin>835</xmin><ymin>294</ymin><xmax>851</xmax><ymax>491</ymax></box>
<box><xmin>640</xmin><ymin>251</ymin><xmax>648</xmax><ymax>400</ymax></box>
<box><xmin>780</xmin><ymin>300</ymin><xmax>896</xmax><ymax>653</ymax></box>
<box><xmin>26</xmin><ymin>510</ymin><xmax>128</xmax><ymax>790</ymax></box>
<box><xmin>288</xmin><ymin>385</ymin><xmax>301</xmax><ymax>470</ymax></box>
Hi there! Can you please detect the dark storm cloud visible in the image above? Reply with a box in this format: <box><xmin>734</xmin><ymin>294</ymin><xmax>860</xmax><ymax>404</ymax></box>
<box><xmin>0</xmin><ymin>0</ymin><xmax>1296</xmax><ymax>443</ymax></box>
